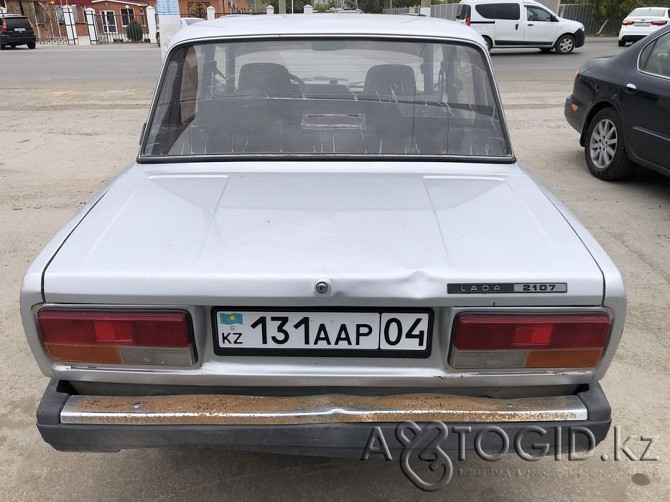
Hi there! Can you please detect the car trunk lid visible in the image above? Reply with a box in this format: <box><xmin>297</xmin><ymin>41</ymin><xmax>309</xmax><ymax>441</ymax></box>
<box><xmin>43</xmin><ymin>163</ymin><xmax>604</xmax><ymax>306</ymax></box>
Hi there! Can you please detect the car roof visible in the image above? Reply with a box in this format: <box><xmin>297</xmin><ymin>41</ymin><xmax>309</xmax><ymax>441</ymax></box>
<box><xmin>460</xmin><ymin>0</ymin><xmax>537</xmax><ymax>4</ymax></box>
<box><xmin>169</xmin><ymin>13</ymin><xmax>486</xmax><ymax>49</ymax></box>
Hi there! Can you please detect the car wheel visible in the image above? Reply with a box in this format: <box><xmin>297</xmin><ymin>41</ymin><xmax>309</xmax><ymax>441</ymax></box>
<box><xmin>28</xmin><ymin>42</ymin><xmax>36</xmax><ymax>49</ymax></box>
<box><xmin>555</xmin><ymin>34</ymin><xmax>575</xmax><ymax>54</ymax></box>
<box><xmin>618</xmin><ymin>39</ymin><xmax>626</xmax><ymax>47</ymax></box>
<box><xmin>584</xmin><ymin>108</ymin><xmax>636</xmax><ymax>180</ymax></box>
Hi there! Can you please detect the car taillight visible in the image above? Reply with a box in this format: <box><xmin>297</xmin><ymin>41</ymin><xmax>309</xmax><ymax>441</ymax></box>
<box><xmin>651</xmin><ymin>20</ymin><xmax>667</xmax><ymax>26</ymax></box>
<box><xmin>38</xmin><ymin>310</ymin><xmax>196</xmax><ymax>366</ymax></box>
<box><xmin>1</xmin><ymin>19</ymin><xmax>7</xmax><ymax>32</ymax></box>
<box><xmin>466</xmin><ymin>16</ymin><xmax>471</xmax><ymax>26</ymax></box>
<box><xmin>450</xmin><ymin>313</ymin><xmax>610</xmax><ymax>369</ymax></box>
<box><xmin>622</xmin><ymin>19</ymin><xmax>635</xmax><ymax>26</ymax></box>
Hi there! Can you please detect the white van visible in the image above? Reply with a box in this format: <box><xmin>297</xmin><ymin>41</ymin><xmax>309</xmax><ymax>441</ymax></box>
<box><xmin>456</xmin><ymin>0</ymin><xmax>585</xmax><ymax>54</ymax></box>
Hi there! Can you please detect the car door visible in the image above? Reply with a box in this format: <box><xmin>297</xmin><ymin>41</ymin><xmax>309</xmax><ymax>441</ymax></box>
<box><xmin>524</xmin><ymin>5</ymin><xmax>557</xmax><ymax>45</ymax></box>
<box><xmin>476</xmin><ymin>3</ymin><xmax>524</xmax><ymax>46</ymax></box>
<box><xmin>621</xmin><ymin>31</ymin><xmax>670</xmax><ymax>171</ymax></box>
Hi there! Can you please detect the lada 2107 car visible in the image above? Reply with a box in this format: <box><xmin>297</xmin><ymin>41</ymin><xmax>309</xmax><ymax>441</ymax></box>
<box><xmin>21</xmin><ymin>14</ymin><xmax>625</xmax><ymax>456</ymax></box>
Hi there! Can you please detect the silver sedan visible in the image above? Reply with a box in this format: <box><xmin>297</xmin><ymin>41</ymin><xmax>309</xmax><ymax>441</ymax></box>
<box><xmin>21</xmin><ymin>14</ymin><xmax>625</xmax><ymax>457</ymax></box>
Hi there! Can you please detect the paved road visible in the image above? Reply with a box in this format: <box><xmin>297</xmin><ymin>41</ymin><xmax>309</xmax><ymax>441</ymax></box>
<box><xmin>0</xmin><ymin>38</ymin><xmax>623</xmax><ymax>84</ymax></box>
<box><xmin>0</xmin><ymin>36</ymin><xmax>668</xmax><ymax>502</ymax></box>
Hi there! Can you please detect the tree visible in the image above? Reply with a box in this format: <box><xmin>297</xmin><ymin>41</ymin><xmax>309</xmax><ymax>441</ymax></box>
<box><xmin>187</xmin><ymin>2</ymin><xmax>209</xmax><ymax>18</ymax></box>
<box><xmin>126</xmin><ymin>18</ymin><xmax>144</xmax><ymax>42</ymax></box>
<box><xmin>586</xmin><ymin>0</ymin><xmax>640</xmax><ymax>22</ymax></box>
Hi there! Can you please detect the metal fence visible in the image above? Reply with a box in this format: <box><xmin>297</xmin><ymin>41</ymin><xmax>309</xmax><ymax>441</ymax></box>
<box><xmin>558</xmin><ymin>4</ymin><xmax>623</xmax><ymax>36</ymax></box>
<box><xmin>383</xmin><ymin>7</ymin><xmax>414</xmax><ymax>15</ymax></box>
<box><xmin>430</xmin><ymin>3</ymin><xmax>459</xmax><ymax>20</ymax></box>
<box><xmin>383</xmin><ymin>5</ymin><xmax>457</xmax><ymax>21</ymax></box>
<box><xmin>34</xmin><ymin>4</ymin><xmax>69</xmax><ymax>44</ymax></box>
<box><xmin>94</xmin><ymin>11</ymin><xmax>150</xmax><ymax>44</ymax></box>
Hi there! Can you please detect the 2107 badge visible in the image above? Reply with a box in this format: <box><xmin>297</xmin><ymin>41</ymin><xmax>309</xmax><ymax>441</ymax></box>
<box><xmin>212</xmin><ymin>309</ymin><xmax>433</xmax><ymax>357</ymax></box>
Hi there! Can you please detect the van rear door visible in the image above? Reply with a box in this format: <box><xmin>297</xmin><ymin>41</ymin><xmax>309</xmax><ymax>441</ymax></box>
<box><xmin>455</xmin><ymin>4</ymin><xmax>471</xmax><ymax>24</ymax></box>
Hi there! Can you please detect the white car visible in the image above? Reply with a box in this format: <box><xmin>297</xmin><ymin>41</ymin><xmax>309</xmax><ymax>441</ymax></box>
<box><xmin>618</xmin><ymin>7</ymin><xmax>670</xmax><ymax>47</ymax></box>
<box><xmin>22</xmin><ymin>14</ymin><xmax>625</xmax><ymax>457</ymax></box>
<box><xmin>456</xmin><ymin>0</ymin><xmax>585</xmax><ymax>53</ymax></box>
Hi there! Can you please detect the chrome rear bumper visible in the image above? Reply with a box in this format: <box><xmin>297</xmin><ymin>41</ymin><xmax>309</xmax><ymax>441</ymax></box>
<box><xmin>61</xmin><ymin>392</ymin><xmax>587</xmax><ymax>426</ymax></box>
<box><xmin>37</xmin><ymin>380</ymin><xmax>611</xmax><ymax>454</ymax></box>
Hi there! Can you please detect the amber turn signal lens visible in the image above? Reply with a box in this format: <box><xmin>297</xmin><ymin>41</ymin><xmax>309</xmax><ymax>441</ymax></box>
<box><xmin>525</xmin><ymin>349</ymin><xmax>603</xmax><ymax>368</ymax></box>
<box><xmin>45</xmin><ymin>344</ymin><xmax>122</xmax><ymax>364</ymax></box>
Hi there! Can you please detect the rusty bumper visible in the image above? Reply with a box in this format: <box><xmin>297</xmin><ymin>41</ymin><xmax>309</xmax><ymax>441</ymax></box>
<box><xmin>59</xmin><ymin>392</ymin><xmax>588</xmax><ymax>426</ymax></box>
<box><xmin>37</xmin><ymin>380</ymin><xmax>611</xmax><ymax>454</ymax></box>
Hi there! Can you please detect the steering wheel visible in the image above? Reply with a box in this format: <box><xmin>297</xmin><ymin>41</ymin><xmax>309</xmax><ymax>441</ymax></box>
<box><xmin>289</xmin><ymin>74</ymin><xmax>309</xmax><ymax>96</ymax></box>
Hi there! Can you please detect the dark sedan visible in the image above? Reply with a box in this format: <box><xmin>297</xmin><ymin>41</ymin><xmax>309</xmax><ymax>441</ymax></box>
<box><xmin>565</xmin><ymin>25</ymin><xmax>670</xmax><ymax>180</ymax></box>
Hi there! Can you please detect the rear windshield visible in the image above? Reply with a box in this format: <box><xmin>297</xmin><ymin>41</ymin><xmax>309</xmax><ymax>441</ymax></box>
<box><xmin>5</xmin><ymin>17</ymin><xmax>32</xmax><ymax>29</ymax></box>
<box><xmin>455</xmin><ymin>4</ymin><xmax>471</xmax><ymax>20</ymax></box>
<box><xmin>630</xmin><ymin>8</ymin><xmax>667</xmax><ymax>17</ymax></box>
<box><xmin>142</xmin><ymin>38</ymin><xmax>510</xmax><ymax>160</ymax></box>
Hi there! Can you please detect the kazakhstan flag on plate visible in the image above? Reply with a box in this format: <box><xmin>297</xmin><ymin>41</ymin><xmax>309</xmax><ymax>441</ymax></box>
<box><xmin>220</xmin><ymin>313</ymin><xmax>244</xmax><ymax>325</ymax></box>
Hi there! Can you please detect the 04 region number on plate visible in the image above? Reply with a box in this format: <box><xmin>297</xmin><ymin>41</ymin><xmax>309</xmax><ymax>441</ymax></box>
<box><xmin>213</xmin><ymin>310</ymin><xmax>432</xmax><ymax>357</ymax></box>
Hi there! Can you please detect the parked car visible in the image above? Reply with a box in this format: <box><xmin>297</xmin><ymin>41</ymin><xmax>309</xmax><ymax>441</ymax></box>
<box><xmin>565</xmin><ymin>24</ymin><xmax>670</xmax><ymax>180</ymax></box>
<box><xmin>23</xmin><ymin>14</ymin><xmax>625</xmax><ymax>456</ymax></box>
<box><xmin>455</xmin><ymin>0</ymin><xmax>585</xmax><ymax>53</ymax></box>
<box><xmin>618</xmin><ymin>6</ymin><xmax>669</xmax><ymax>47</ymax></box>
<box><xmin>0</xmin><ymin>13</ymin><xmax>36</xmax><ymax>50</ymax></box>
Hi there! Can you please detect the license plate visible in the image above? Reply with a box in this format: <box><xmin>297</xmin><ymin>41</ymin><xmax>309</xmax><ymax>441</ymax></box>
<box><xmin>15</xmin><ymin>28</ymin><xmax>26</xmax><ymax>32</ymax></box>
<box><xmin>636</xmin><ymin>22</ymin><xmax>651</xmax><ymax>27</ymax></box>
<box><xmin>213</xmin><ymin>309</ymin><xmax>432</xmax><ymax>357</ymax></box>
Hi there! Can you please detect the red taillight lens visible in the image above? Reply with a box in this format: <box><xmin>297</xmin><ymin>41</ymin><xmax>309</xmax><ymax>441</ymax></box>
<box><xmin>1</xmin><ymin>19</ymin><xmax>7</xmax><ymax>32</ymax></box>
<box><xmin>453</xmin><ymin>314</ymin><xmax>610</xmax><ymax>350</ymax></box>
<box><xmin>622</xmin><ymin>19</ymin><xmax>635</xmax><ymax>26</ymax></box>
<box><xmin>450</xmin><ymin>313</ymin><xmax>610</xmax><ymax>369</ymax></box>
<box><xmin>651</xmin><ymin>20</ymin><xmax>668</xmax><ymax>26</ymax></box>
<box><xmin>38</xmin><ymin>310</ymin><xmax>195</xmax><ymax>366</ymax></box>
<box><xmin>466</xmin><ymin>16</ymin><xmax>471</xmax><ymax>26</ymax></box>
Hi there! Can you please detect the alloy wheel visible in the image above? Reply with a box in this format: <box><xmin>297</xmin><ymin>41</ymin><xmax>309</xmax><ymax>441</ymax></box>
<box><xmin>589</xmin><ymin>119</ymin><xmax>617</xmax><ymax>169</ymax></box>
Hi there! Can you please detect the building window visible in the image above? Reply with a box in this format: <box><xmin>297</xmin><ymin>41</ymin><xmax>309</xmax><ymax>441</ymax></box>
<box><xmin>121</xmin><ymin>8</ymin><xmax>135</xmax><ymax>27</ymax></box>
<box><xmin>101</xmin><ymin>10</ymin><xmax>117</xmax><ymax>33</ymax></box>
<box><xmin>55</xmin><ymin>6</ymin><xmax>80</xmax><ymax>24</ymax></box>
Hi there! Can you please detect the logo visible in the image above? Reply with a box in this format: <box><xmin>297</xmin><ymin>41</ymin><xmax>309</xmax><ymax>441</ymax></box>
<box><xmin>361</xmin><ymin>423</ymin><xmax>660</xmax><ymax>492</ymax></box>
<box><xmin>220</xmin><ymin>313</ymin><xmax>244</xmax><ymax>325</ymax></box>
<box><xmin>397</xmin><ymin>422</ymin><xmax>453</xmax><ymax>491</ymax></box>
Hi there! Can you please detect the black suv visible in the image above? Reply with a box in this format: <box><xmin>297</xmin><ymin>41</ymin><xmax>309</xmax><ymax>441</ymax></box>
<box><xmin>0</xmin><ymin>14</ymin><xmax>37</xmax><ymax>50</ymax></box>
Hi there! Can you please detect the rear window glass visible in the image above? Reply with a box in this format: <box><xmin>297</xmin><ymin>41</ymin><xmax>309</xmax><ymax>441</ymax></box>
<box><xmin>5</xmin><ymin>17</ymin><xmax>32</xmax><ymax>29</ymax></box>
<box><xmin>641</xmin><ymin>33</ymin><xmax>670</xmax><ymax>77</ymax></box>
<box><xmin>630</xmin><ymin>8</ymin><xmax>667</xmax><ymax>17</ymax></box>
<box><xmin>142</xmin><ymin>38</ymin><xmax>511</xmax><ymax>160</ymax></box>
<box><xmin>455</xmin><ymin>4</ymin><xmax>471</xmax><ymax>20</ymax></box>
<box><xmin>475</xmin><ymin>3</ymin><xmax>520</xmax><ymax>20</ymax></box>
